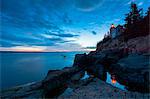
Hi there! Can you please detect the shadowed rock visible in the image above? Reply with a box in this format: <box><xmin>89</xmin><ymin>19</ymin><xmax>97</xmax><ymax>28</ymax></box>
<box><xmin>109</xmin><ymin>54</ymin><xmax>150</xmax><ymax>93</ymax></box>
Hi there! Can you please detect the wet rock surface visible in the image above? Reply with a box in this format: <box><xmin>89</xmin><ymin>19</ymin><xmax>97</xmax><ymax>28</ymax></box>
<box><xmin>0</xmin><ymin>82</ymin><xmax>44</xmax><ymax>98</ymax></box>
<box><xmin>58</xmin><ymin>78</ymin><xmax>150</xmax><ymax>99</ymax></box>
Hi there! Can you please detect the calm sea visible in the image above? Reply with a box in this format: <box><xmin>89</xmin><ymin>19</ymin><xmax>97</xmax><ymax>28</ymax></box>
<box><xmin>0</xmin><ymin>52</ymin><xmax>87</xmax><ymax>89</ymax></box>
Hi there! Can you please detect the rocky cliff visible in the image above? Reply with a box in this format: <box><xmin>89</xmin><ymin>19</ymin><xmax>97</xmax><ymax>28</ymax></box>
<box><xmin>96</xmin><ymin>35</ymin><xmax>150</xmax><ymax>54</ymax></box>
<box><xmin>89</xmin><ymin>35</ymin><xmax>150</xmax><ymax>93</ymax></box>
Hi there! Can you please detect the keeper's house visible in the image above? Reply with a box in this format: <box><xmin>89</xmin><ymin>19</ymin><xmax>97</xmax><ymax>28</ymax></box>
<box><xmin>110</xmin><ymin>24</ymin><xmax>124</xmax><ymax>39</ymax></box>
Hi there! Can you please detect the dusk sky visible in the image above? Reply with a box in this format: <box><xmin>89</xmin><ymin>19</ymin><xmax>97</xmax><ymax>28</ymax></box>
<box><xmin>1</xmin><ymin>0</ymin><xmax>150</xmax><ymax>52</ymax></box>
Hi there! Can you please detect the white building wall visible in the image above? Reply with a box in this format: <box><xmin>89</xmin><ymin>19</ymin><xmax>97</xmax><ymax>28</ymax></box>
<box><xmin>111</xmin><ymin>28</ymin><xmax>117</xmax><ymax>39</ymax></box>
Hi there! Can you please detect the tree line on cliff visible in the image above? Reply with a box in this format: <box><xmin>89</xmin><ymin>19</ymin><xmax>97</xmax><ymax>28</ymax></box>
<box><xmin>124</xmin><ymin>2</ymin><xmax>150</xmax><ymax>40</ymax></box>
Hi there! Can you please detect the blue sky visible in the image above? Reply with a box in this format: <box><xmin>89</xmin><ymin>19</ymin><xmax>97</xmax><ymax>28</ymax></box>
<box><xmin>0</xmin><ymin>0</ymin><xmax>150</xmax><ymax>52</ymax></box>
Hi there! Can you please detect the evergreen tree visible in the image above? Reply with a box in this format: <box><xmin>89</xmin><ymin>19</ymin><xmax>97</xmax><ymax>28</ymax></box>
<box><xmin>144</xmin><ymin>7</ymin><xmax>150</xmax><ymax>35</ymax></box>
<box><xmin>124</xmin><ymin>13</ymin><xmax>132</xmax><ymax>28</ymax></box>
<box><xmin>124</xmin><ymin>2</ymin><xmax>144</xmax><ymax>39</ymax></box>
<box><xmin>125</xmin><ymin>2</ymin><xmax>142</xmax><ymax>25</ymax></box>
<box><xmin>130</xmin><ymin>3</ymin><xmax>141</xmax><ymax>23</ymax></box>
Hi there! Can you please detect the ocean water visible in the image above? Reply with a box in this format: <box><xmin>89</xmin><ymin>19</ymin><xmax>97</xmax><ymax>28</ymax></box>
<box><xmin>0</xmin><ymin>52</ymin><xmax>87</xmax><ymax>89</ymax></box>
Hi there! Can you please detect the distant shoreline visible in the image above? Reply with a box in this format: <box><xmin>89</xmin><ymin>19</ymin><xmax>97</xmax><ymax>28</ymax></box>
<box><xmin>0</xmin><ymin>51</ymin><xmax>90</xmax><ymax>53</ymax></box>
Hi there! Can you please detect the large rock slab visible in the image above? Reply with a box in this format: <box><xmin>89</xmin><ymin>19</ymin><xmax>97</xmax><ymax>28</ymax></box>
<box><xmin>0</xmin><ymin>81</ymin><xmax>44</xmax><ymax>98</ymax></box>
<box><xmin>42</xmin><ymin>66</ymin><xmax>85</xmax><ymax>98</ymax></box>
<box><xmin>58</xmin><ymin>78</ymin><xmax>150</xmax><ymax>99</ymax></box>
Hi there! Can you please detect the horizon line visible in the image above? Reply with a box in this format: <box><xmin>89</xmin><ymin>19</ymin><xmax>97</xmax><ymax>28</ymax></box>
<box><xmin>0</xmin><ymin>50</ymin><xmax>92</xmax><ymax>53</ymax></box>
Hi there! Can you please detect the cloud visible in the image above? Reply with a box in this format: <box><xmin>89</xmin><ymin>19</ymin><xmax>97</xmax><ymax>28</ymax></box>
<box><xmin>49</xmin><ymin>43</ymin><xmax>85</xmax><ymax>52</ymax></box>
<box><xmin>83</xmin><ymin>46</ymin><xmax>96</xmax><ymax>51</ymax></box>
<box><xmin>127</xmin><ymin>1</ymin><xmax>132</xmax><ymax>5</ymax></box>
<box><xmin>62</xmin><ymin>13</ymin><xmax>73</xmax><ymax>25</ymax></box>
<box><xmin>41</xmin><ymin>34</ymin><xmax>54</xmax><ymax>39</ymax></box>
<box><xmin>138</xmin><ymin>2</ymin><xmax>143</xmax><ymax>6</ymax></box>
<box><xmin>0</xmin><ymin>46</ymin><xmax>46</xmax><ymax>52</ymax></box>
<box><xmin>91</xmin><ymin>31</ymin><xmax>97</xmax><ymax>35</ymax></box>
<box><xmin>114</xmin><ymin>18</ymin><xmax>121</xmax><ymax>22</ymax></box>
<box><xmin>126</xmin><ymin>0</ymin><xmax>136</xmax><ymax>5</ymax></box>
<box><xmin>50</xmin><ymin>33</ymin><xmax>79</xmax><ymax>38</ymax></box>
<box><xmin>75</xmin><ymin>0</ymin><xmax>104</xmax><ymax>11</ymax></box>
<box><xmin>0</xmin><ymin>39</ymin><xmax>18</xmax><ymax>47</ymax></box>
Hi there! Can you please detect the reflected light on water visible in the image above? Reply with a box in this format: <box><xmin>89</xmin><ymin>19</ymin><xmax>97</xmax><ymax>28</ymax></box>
<box><xmin>106</xmin><ymin>72</ymin><xmax>126</xmax><ymax>91</ymax></box>
<box><xmin>111</xmin><ymin>75</ymin><xmax>117</xmax><ymax>84</ymax></box>
<box><xmin>111</xmin><ymin>79</ymin><xmax>117</xmax><ymax>84</ymax></box>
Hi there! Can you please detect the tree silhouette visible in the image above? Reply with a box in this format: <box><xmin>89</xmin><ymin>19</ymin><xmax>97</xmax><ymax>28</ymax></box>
<box><xmin>123</xmin><ymin>2</ymin><xmax>147</xmax><ymax>40</ymax></box>
<box><xmin>143</xmin><ymin>7</ymin><xmax>150</xmax><ymax>35</ymax></box>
